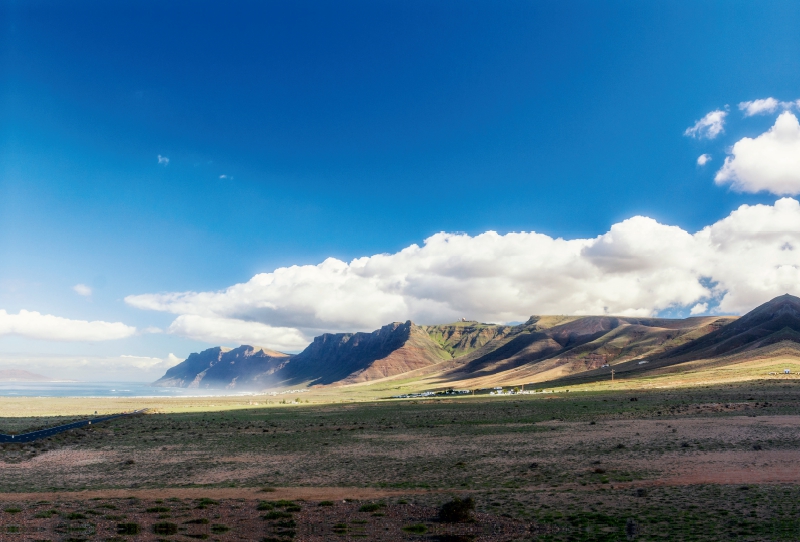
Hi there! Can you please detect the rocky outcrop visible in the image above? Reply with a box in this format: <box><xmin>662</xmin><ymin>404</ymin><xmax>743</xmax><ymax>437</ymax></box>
<box><xmin>273</xmin><ymin>321</ymin><xmax>451</xmax><ymax>386</ymax></box>
<box><xmin>152</xmin><ymin>346</ymin><xmax>291</xmax><ymax>389</ymax></box>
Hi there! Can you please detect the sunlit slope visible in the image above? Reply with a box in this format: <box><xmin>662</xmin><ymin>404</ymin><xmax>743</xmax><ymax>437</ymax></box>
<box><xmin>537</xmin><ymin>295</ymin><xmax>800</xmax><ymax>389</ymax></box>
<box><xmin>161</xmin><ymin>295</ymin><xmax>800</xmax><ymax>390</ymax></box>
<box><xmin>655</xmin><ymin>294</ymin><xmax>800</xmax><ymax>362</ymax></box>
<box><xmin>336</xmin><ymin>315</ymin><xmax>734</xmax><ymax>390</ymax></box>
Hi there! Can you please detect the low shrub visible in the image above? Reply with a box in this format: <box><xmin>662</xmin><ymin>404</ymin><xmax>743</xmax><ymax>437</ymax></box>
<box><xmin>195</xmin><ymin>498</ymin><xmax>218</xmax><ymax>509</ymax></box>
<box><xmin>152</xmin><ymin>522</ymin><xmax>178</xmax><ymax>535</ymax></box>
<box><xmin>402</xmin><ymin>523</ymin><xmax>428</xmax><ymax>534</ymax></box>
<box><xmin>146</xmin><ymin>506</ymin><xmax>170</xmax><ymax>513</ymax></box>
<box><xmin>116</xmin><ymin>523</ymin><xmax>141</xmax><ymax>535</ymax></box>
<box><xmin>358</xmin><ymin>502</ymin><xmax>385</xmax><ymax>513</ymax></box>
<box><xmin>438</xmin><ymin>497</ymin><xmax>475</xmax><ymax>523</ymax></box>
<box><xmin>262</xmin><ymin>510</ymin><xmax>293</xmax><ymax>520</ymax></box>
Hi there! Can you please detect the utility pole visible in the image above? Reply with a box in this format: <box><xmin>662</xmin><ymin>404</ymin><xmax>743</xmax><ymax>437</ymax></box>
<box><xmin>611</xmin><ymin>369</ymin><xmax>615</xmax><ymax>382</ymax></box>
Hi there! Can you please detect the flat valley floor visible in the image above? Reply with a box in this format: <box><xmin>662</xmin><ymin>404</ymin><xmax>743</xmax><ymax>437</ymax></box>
<box><xmin>3</xmin><ymin>381</ymin><xmax>800</xmax><ymax>540</ymax></box>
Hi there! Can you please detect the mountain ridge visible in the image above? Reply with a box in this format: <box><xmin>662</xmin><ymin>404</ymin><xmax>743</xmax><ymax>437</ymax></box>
<box><xmin>163</xmin><ymin>312</ymin><xmax>779</xmax><ymax>391</ymax></box>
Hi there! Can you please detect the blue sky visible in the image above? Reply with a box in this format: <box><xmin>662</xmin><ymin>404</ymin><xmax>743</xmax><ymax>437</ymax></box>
<box><xmin>2</xmin><ymin>1</ymin><xmax>800</xmax><ymax>379</ymax></box>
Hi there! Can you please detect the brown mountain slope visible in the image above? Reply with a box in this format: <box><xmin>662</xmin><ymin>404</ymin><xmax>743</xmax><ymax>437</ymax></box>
<box><xmin>265</xmin><ymin>321</ymin><xmax>452</xmax><ymax>388</ymax></box>
<box><xmin>655</xmin><ymin>294</ymin><xmax>800</xmax><ymax>362</ymax></box>
<box><xmin>538</xmin><ymin>295</ymin><xmax>800</xmax><ymax>388</ymax></box>
<box><xmin>415</xmin><ymin>316</ymin><xmax>733</xmax><ymax>388</ymax></box>
<box><xmin>156</xmin><ymin>309</ymin><xmax>746</xmax><ymax>390</ymax></box>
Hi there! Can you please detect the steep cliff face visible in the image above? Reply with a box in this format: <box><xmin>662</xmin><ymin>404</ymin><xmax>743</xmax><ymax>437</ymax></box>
<box><xmin>274</xmin><ymin>321</ymin><xmax>451</xmax><ymax>386</ymax></box>
<box><xmin>152</xmin><ymin>346</ymin><xmax>291</xmax><ymax>389</ymax></box>
<box><xmin>153</xmin><ymin>322</ymin><xmax>453</xmax><ymax>389</ymax></box>
<box><xmin>153</xmin><ymin>347</ymin><xmax>230</xmax><ymax>388</ymax></box>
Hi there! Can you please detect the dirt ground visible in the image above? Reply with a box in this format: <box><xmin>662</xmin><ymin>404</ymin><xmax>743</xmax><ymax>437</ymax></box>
<box><xmin>0</xmin><ymin>496</ymin><xmax>527</xmax><ymax>541</ymax></box>
<box><xmin>4</xmin><ymin>381</ymin><xmax>800</xmax><ymax>540</ymax></box>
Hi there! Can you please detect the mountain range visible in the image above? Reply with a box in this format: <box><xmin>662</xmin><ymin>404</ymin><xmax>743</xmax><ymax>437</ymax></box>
<box><xmin>0</xmin><ymin>369</ymin><xmax>62</xmax><ymax>382</ymax></box>
<box><xmin>154</xmin><ymin>294</ymin><xmax>800</xmax><ymax>391</ymax></box>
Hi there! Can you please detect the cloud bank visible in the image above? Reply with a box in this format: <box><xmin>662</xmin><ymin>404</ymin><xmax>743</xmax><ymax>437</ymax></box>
<box><xmin>0</xmin><ymin>353</ymin><xmax>183</xmax><ymax>381</ymax></box>
<box><xmin>167</xmin><ymin>315</ymin><xmax>308</xmax><ymax>351</ymax></box>
<box><xmin>715</xmin><ymin>112</ymin><xmax>800</xmax><ymax>195</ymax></box>
<box><xmin>127</xmin><ymin>198</ymin><xmax>800</xmax><ymax>350</ymax></box>
<box><xmin>0</xmin><ymin>310</ymin><xmax>136</xmax><ymax>341</ymax></box>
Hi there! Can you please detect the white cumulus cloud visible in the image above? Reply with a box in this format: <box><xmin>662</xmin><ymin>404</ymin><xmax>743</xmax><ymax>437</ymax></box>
<box><xmin>715</xmin><ymin>112</ymin><xmax>800</xmax><ymax>195</ymax></box>
<box><xmin>684</xmin><ymin>109</ymin><xmax>727</xmax><ymax>139</ymax></box>
<box><xmin>739</xmin><ymin>98</ymin><xmax>781</xmax><ymax>117</ymax></box>
<box><xmin>126</xmin><ymin>198</ymin><xmax>800</xmax><ymax>350</ymax></box>
<box><xmin>690</xmin><ymin>302</ymin><xmax>708</xmax><ymax>315</ymax></box>
<box><xmin>738</xmin><ymin>97</ymin><xmax>798</xmax><ymax>117</ymax></box>
<box><xmin>157</xmin><ymin>154</ymin><xmax>169</xmax><ymax>166</ymax></box>
<box><xmin>167</xmin><ymin>315</ymin><xmax>308</xmax><ymax>351</ymax></box>
<box><xmin>697</xmin><ymin>154</ymin><xmax>712</xmax><ymax>166</ymax></box>
<box><xmin>73</xmin><ymin>284</ymin><xmax>92</xmax><ymax>296</ymax></box>
<box><xmin>0</xmin><ymin>310</ymin><xmax>137</xmax><ymax>341</ymax></box>
<box><xmin>120</xmin><ymin>353</ymin><xmax>183</xmax><ymax>371</ymax></box>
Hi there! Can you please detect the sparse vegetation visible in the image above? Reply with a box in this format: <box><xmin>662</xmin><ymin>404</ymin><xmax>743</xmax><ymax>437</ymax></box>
<box><xmin>5</xmin><ymin>377</ymin><xmax>800</xmax><ymax>540</ymax></box>
<box><xmin>116</xmin><ymin>523</ymin><xmax>140</xmax><ymax>535</ymax></box>
<box><xmin>358</xmin><ymin>502</ymin><xmax>385</xmax><ymax>512</ymax></box>
<box><xmin>402</xmin><ymin>523</ymin><xmax>428</xmax><ymax>533</ymax></box>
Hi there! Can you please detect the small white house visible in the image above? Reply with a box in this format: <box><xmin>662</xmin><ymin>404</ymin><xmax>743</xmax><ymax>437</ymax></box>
<box><xmin>784</xmin><ymin>369</ymin><xmax>791</xmax><ymax>374</ymax></box>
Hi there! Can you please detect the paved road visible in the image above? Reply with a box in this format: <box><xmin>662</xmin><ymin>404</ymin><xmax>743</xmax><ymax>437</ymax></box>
<box><xmin>0</xmin><ymin>409</ymin><xmax>148</xmax><ymax>444</ymax></box>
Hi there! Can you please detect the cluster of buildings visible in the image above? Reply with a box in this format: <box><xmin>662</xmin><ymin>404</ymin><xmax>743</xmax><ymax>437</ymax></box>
<box><xmin>391</xmin><ymin>389</ymin><xmax>471</xmax><ymax>399</ymax></box>
<box><xmin>391</xmin><ymin>386</ymin><xmax>557</xmax><ymax>399</ymax></box>
<box><xmin>266</xmin><ymin>389</ymin><xmax>309</xmax><ymax>396</ymax></box>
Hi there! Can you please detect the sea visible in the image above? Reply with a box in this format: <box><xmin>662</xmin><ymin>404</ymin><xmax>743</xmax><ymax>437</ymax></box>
<box><xmin>0</xmin><ymin>381</ymin><xmax>255</xmax><ymax>398</ymax></box>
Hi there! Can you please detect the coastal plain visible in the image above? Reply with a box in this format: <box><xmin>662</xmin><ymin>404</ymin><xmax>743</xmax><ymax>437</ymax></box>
<box><xmin>4</xmin><ymin>378</ymin><xmax>800</xmax><ymax>540</ymax></box>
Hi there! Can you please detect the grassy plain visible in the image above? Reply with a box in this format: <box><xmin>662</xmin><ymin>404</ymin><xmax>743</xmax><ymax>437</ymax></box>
<box><xmin>3</xmin><ymin>375</ymin><xmax>800</xmax><ymax>540</ymax></box>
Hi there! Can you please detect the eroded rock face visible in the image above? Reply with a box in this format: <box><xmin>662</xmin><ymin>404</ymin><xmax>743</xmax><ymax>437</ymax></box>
<box><xmin>274</xmin><ymin>321</ymin><xmax>452</xmax><ymax>386</ymax></box>
<box><xmin>152</xmin><ymin>346</ymin><xmax>291</xmax><ymax>389</ymax></box>
<box><xmin>423</xmin><ymin>322</ymin><xmax>513</xmax><ymax>358</ymax></box>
